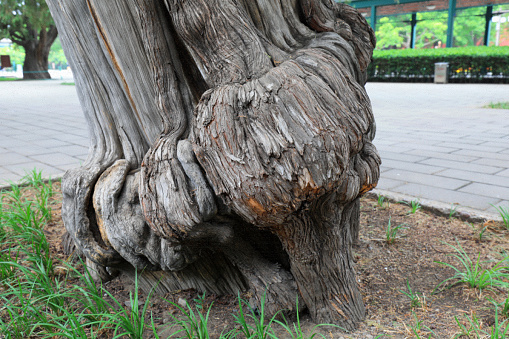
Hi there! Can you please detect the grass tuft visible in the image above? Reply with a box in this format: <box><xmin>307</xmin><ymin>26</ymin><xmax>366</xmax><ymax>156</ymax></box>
<box><xmin>434</xmin><ymin>241</ymin><xmax>509</xmax><ymax>293</ymax></box>
<box><xmin>385</xmin><ymin>217</ymin><xmax>406</xmax><ymax>244</ymax></box>
<box><xmin>492</xmin><ymin>205</ymin><xmax>509</xmax><ymax>230</ymax></box>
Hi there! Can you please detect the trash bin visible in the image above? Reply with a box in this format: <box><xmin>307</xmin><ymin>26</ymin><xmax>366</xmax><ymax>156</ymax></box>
<box><xmin>434</xmin><ymin>62</ymin><xmax>449</xmax><ymax>84</ymax></box>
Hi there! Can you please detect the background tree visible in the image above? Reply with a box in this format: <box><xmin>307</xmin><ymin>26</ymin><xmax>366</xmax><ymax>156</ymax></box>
<box><xmin>375</xmin><ymin>13</ymin><xmax>447</xmax><ymax>49</ymax></box>
<box><xmin>0</xmin><ymin>0</ymin><xmax>58</xmax><ymax>79</ymax></box>
<box><xmin>47</xmin><ymin>0</ymin><xmax>380</xmax><ymax>331</ymax></box>
<box><xmin>375</xmin><ymin>7</ymin><xmax>491</xmax><ymax>50</ymax></box>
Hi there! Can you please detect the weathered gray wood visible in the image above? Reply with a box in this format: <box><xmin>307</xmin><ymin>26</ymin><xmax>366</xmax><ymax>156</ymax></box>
<box><xmin>47</xmin><ymin>0</ymin><xmax>379</xmax><ymax>331</ymax></box>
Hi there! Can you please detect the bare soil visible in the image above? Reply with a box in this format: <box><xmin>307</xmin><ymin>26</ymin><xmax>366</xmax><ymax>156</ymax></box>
<box><xmin>42</xmin><ymin>183</ymin><xmax>509</xmax><ymax>338</ymax></box>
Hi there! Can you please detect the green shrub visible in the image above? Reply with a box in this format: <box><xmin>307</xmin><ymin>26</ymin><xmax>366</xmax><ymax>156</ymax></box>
<box><xmin>368</xmin><ymin>46</ymin><xmax>509</xmax><ymax>83</ymax></box>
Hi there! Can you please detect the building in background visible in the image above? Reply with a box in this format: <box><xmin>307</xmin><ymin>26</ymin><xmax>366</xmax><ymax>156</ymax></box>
<box><xmin>349</xmin><ymin>0</ymin><xmax>509</xmax><ymax>49</ymax></box>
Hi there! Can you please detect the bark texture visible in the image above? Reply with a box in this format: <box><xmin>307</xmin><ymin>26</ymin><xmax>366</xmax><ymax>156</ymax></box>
<box><xmin>47</xmin><ymin>0</ymin><xmax>379</xmax><ymax>331</ymax></box>
<box><xmin>19</xmin><ymin>25</ymin><xmax>58</xmax><ymax>80</ymax></box>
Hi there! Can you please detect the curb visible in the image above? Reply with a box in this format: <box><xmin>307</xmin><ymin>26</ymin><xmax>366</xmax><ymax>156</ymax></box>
<box><xmin>366</xmin><ymin>188</ymin><xmax>503</xmax><ymax>223</ymax></box>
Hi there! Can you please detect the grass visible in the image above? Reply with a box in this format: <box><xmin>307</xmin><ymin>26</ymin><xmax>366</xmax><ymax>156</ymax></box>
<box><xmin>403</xmin><ymin>199</ymin><xmax>421</xmax><ymax>214</ymax></box>
<box><xmin>448</xmin><ymin>204</ymin><xmax>458</xmax><ymax>219</ymax></box>
<box><xmin>273</xmin><ymin>298</ymin><xmax>340</xmax><ymax>339</ymax></box>
<box><xmin>385</xmin><ymin>217</ymin><xmax>406</xmax><ymax>244</ymax></box>
<box><xmin>492</xmin><ymin>205</ymin><xmax>509</xmax><ymax>230</ymax></box>
<box><xmin>453</xmin><ymin>302</ymin><xmax>509</xmax><ymax>338</ymax></box>
<box><xmin>0</xmin><ymin>77</ymin><xmax>18</xmax><ymax>81</ymax></box>
<box><xmin>377</xmin><ymin>194</ymin><xmax>386</xmax><ymax>208</ymax></box>
<box><xmin>0</xmin><ymin>170</ymin><xmax>346</xmax><ymax>338</ymax></box>
<box><xmin>467</xmin><ymin>222</ymin><xmax>489</xmax><ymax>241</ymax></box>
<box><xmin>61</xmin><ymin>82</ymin><xmax>75</xmax><ymax>86</ymax></box>
<box><xmin>4</xmin><ymin>169</ymin><xmax>509</xmax><ymax>338</ymax></box>
<box><xmin>434</xmin><ymin>241</ymin><xmax>509</xmax><ymax>293</ymax></box>
<box><xmin>404</xmin><ymin>311</ymin><xmax>434</xmax><ymax>338</ymax></box>
<box><xmin>399</xmin><ymin>280</ymin><xmax>424</xmax><ymax>309</ymax></box>
<box><xmin>484</xmin><ymin>102</ymin><xmax>509</xmax><ymax>109</ymax></box>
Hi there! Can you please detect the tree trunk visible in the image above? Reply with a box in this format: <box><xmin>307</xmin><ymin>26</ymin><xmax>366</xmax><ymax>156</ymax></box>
<box><xmin>47</xmin><ymin>0</ymin><xmax>380</xmax><ymax>331</ymax></box>
<box><xmin>22</xmin><ymin>26</ymin><xmax>58</xmax><ymax>80</ymax></box>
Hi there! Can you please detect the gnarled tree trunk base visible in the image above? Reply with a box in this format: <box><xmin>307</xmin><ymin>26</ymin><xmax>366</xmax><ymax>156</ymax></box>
<box><xmin>48</xmin><ymin>0</ymin><xmax>379</xmax><ymax>331</ymax></box>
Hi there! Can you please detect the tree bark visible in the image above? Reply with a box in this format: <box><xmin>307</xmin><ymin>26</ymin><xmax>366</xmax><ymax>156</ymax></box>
<box><xmin>47</xmin><ymin>0</ymin><xmax>379</xmax><ymax>331</ymax></box>
<box><xmin>21</xmin><ymin>26</ymin><xmax>58</xmax><ymax>80</ymax></box>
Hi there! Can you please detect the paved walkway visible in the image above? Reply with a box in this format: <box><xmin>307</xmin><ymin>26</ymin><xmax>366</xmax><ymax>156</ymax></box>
<box><xmin>368</xmin><ymin>82</ymin><xmax>509</xmax><ymax>217</ymax></box>
<box><xmin>1</xmin><ymin>80</ymin><xmax>508</xmax><ymax>218</ymax></box>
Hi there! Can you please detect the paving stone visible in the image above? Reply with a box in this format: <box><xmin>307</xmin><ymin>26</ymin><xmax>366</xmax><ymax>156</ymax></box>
<box><xmin>420</xmin><ymin>158</ymin><xmax>502</xmax><ymax>174</ymax></box>
<box><xmin>401</xmin><ymin>143</ymin><xmax>460</xmax><ymax>153</ymax></box>
<box><xmin>2</xmin><ymin>162</ymin><xmax>61</xmax><ymax>177</ymax></box>
<box><xmin>376</xmin><ymin>150</ymin><xmax>428</xmax><ymax>163</ymax></box>
<box><xmin>375</xmin><ymin>177</ymin><xmax>405</xmax><ymax>190</ymax></box>
<box><xmin>459</xmin><ymin>183</ymin><xmax>509</xmax><ymax>201</ymax></box>
<box><xmin>48</xmin><ymin>144</ymin><xmax>89</xmax><ymax>157</ymax></box>
<box><xmin>471</xmin><ymin>158</ymin><xmax>509</xmax><ymax>169</ymax></box>
<box><xmin>1</xmin><ymin>139</ymin><xmax>32</xmax><ymax>148</ymax></box>
<box><xmin>404</xmin><ymin>149</ymin><xmax>479</xmax><ymax>163</ymax></box>
<box><xmin>391</xmin><ymin>183</ymin><xmax>500</xmax><ymax>211</ymax></box>
<box><xmin>34</xmin><ymin>139</ymin><xmax>73</xmax><ymax>148</ymax></box>
<box><xmin>380</xmin><ymin>158</ymin><xmax>446</xmax><ymax>175</ymax></box>
<box><xmin>10</xmin><ymin>146</ymin><xmax>53</xmax><ymax>156</ymax></box>
<box><xmin>435</xmin><ymin>142</ymin><xmax>506</xmax><ymax>153</ymax></box>
<box><xmin>498</xmin><ymin>169</ymin><xmax>509</xmax><ymax>177</ymax></box>
<box><xmin>30</xmin><ymin>153</ymin><xmax>83</xmax><ymax>167</ymax></box>
<box><xmin>382</xmin><ymin>169</ymin><xmax>469</xmax><ymax>190</ymax></box>
<box><xmin>0</xmin><ymin>152</ymin><xmax>33</xmax><ymax>166</ymax></box>
<box><xmin>373</xmin><ymin>144</ymin><xmax>415</xmax><ymax>154</ymax></box>
<box><xmin>438</xmin><ymin>169</ymin><xmax>509</xmax><ymax>188</ymax></box>
<box><xmin>451</xmin><ymin>149</ymin><xmax>509</xmax><ymax>161</ymax></box>
<box><xmin>480</xmin><ymin>141</ymin><xmax>509</xmax><ymax>149</ymax></box>
<box><xmin>0</xmin><ymin>171</ymin><xmax>23</xmax><ymax>186</ymax></box>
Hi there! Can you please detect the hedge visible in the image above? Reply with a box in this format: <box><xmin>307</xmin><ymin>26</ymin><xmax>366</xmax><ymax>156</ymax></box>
<box><xmin>368</xmin><ymin>46</ymin><xmax>509</xmax><ymax>83</ymax></box>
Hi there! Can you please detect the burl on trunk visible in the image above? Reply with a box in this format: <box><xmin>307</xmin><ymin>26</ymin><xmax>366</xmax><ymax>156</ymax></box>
<box><xmin>47</xmin><ymin>0</ymin><xmax>380</xmax><ymax>331</ymax></box>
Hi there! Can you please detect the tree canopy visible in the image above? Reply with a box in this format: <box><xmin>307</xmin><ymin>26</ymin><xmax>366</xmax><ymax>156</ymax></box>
<box><xmin>0</xmin><ymin>0</ymin><xmax>57</xmax><ymax>79</ymax></box>
<box><xmin>0</xmin><ymin>0</ymin><xmax>54</xmax><ymax>46</ymax></box>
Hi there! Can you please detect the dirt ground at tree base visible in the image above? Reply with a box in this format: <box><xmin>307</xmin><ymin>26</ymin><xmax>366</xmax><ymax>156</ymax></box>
<box><xmin>43</xmin><ymin>183</ymin><xmax>509</xmax><ymax>338</ymax></box>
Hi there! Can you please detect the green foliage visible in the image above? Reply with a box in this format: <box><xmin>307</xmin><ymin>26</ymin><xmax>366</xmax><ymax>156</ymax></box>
<box><xmin>453</xmin><ymin>313</ymin><xmax>483</xmax><ymax>338</ymax></box>
<box><xmin>0</xmin><ymin>38</ymin><xmax>67</xmax><ymax>69</ymax></box>
<box><xmin>233</xmin><ymin>292</ymin><xmax>279</xmax><ymax>339</ymax></box>
<box><xmin>402</xmin><ymin>199</ymin><xmax>421</xmax><ymax>214</ymax></box>
<box><xmin>449</xmin><ymin>204</ymin><xmax>458</xmax><ymax>219</ymax></box>
<box><xmin>375</xmin><ymin>5</ymin><xmax>508</xmax><ymax>50</ymax></box>
<box><xmin>406</xmin><ymin>311</ymin><xmax>434</xmax><ymax>338</ymax></box>
<box><xmin>399</xmin><ymin>280</ymin><xmax>423</xmax><ymax>309</ymax></box>
<box><xmin>106</xmin><ymin>271</ymin><xmax>155</xmax><ymax>339</ymax></box>
<box><xmin>386</xmin><ymin>217</ymin><xmax>406</xmax><ymax>244</ymax></box>
<box><xmin>434</xmin><ymin>241</ymin><xmax>509</xmax><ymax>292</ymax></box>
<box><xmin>0</xmin><ymin>44</ymin><xmax>24</xmax><ymax>65</ymax></box>
<box><xmin>485</xmin><ymin>102</ymin><xmax>509</xmax><ymax>109</ymax></box>
<box><xmin>454</xmin><ymin>301</ymin><xmax>509</xmax><ymax>339</ymax></box>
<box><xmin>48</xmin><ymin>38</ymin><xmax>68</xmax><ymax>68</ymax></box>
<box><xmin>273</xmin><ymin>298</ymin><xmax>341</xmax><ymax>339</ymax></box>
<box><xmin>492</xmin><ymin>205</ymin><xmax>509</xmax><ymax>229</ymax></box>
<box><xmin>0</xmin><ymin>1</ymin><xmax>54</xmax><ymax>43</ymax></box>
<box><xmin>369</xmin><ymin>46</ymin><xmax>509</xmax><ymax>83</ymax></box>
<box><xmin>375</xmin><ymin>12</ymin><xmax>447</xmax><ymax>50</ymax></box>
<box><xmin>466</xmin><ymin>222</ymin><xmax>489</xmax><ymax>242</ymax></box>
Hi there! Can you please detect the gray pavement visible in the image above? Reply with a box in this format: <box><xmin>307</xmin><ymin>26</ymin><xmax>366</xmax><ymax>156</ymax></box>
<box><xmin>0</xmin><ymin>80</ymin><xmax>88</xmax><ymax>183</ymax></box>
<box><xmin>0</xmin><ymin>80</ymin><xmax>508</xmax><ymax>219</ymax></box>
<box><xmin>367</xmin><ymin>82</ymin><xmax>509</xmax><ymax>217</ymax></box>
